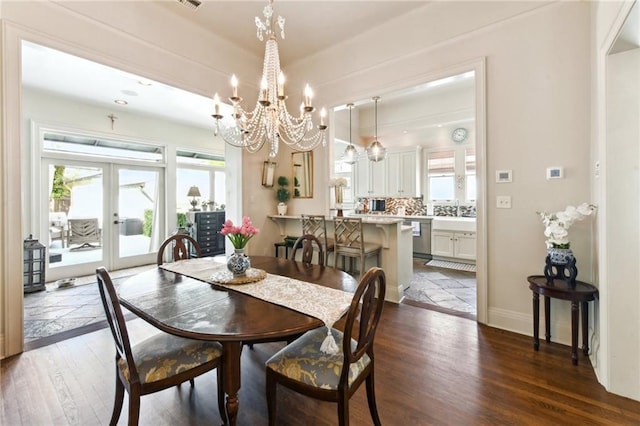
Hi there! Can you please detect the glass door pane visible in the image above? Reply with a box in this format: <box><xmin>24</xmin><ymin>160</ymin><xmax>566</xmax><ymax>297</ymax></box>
<box><xmin>46</xmin><ymin>162</ymin><xmax>105</xmax><ymax>281</ymax></box>
<box><xmin>113</xmin><ymin>166</ymin><xmax>162</xmax><ymax>269</ymax></box>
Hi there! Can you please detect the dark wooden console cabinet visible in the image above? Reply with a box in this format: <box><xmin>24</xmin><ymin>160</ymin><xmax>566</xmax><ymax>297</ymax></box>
<box><xmin>187</xmin><ymin>211</ymin><xmax>225</xmax><ymax>257</ymax></box>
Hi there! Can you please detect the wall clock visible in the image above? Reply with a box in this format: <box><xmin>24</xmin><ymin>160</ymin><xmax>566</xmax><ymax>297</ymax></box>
<box><xmin>451</xmin><ymin>127</ymin><xmax>468</xmax><ymax>143</ymax></box>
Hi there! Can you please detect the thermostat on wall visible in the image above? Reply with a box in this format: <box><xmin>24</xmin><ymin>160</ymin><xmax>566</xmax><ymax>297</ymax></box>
<box><xmin>546</xmin><ymin>167</ymin><xmax>564</xmax><ymax>179</ymax></box>
<box><xmin>495</xmin><ymin>170</ymin><xmax>512</xmax><ymax>183</ymax></box>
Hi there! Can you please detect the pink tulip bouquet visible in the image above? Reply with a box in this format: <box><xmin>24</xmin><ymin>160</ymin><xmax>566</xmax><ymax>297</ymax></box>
<box><xmin>220</xmin><ymin>216</ymin><xmax>260</xmax><ymax>249</ymax></box>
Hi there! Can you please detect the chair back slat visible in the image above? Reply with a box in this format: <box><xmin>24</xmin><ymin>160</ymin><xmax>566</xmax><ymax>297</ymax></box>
<box><xmin>96</xmin><ymin>267</ymin><xmax>140</xmax><ymax>384</ymax></box>
<box><xmin>334</xmin><ymin>217</ymin><xmax>364</xmax><ymax>252</ymax></box>
<box><xmin>156</xmin><ymin>234</ymin><xmax>201</xmax><ymax>265</ymax></box>
<box><xmin>301</xmin><ymin>215</ymin><xmax>328</xmax><ymax>243</ymax></box>
<box><xmin>291</xmin><ymin>234</ymin><xmax>325</xmax><ymax>265</ymax></box>
<box><xmin>342</xmin><ymin>267</ymin><xmax>386</xmax><ymax>371</ymax></box>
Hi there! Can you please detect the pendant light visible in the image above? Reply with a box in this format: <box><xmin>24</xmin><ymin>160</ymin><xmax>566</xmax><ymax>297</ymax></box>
<box><xmin>366</xmin><ymin>96</ymin><xmax>387</xmax><ymax>162</ymax></box>
<box><xmin>343</xmin><ymin>103</ymin><xmax>358</xmax><ymax>164</ymax></box>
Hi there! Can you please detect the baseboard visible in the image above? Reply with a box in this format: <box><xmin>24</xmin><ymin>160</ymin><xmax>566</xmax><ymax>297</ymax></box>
<box><xmin>488</xmin><ymin>306</ymin><xmax>572</xmax><ymax>346</ymax></box>
<box><xmin>0</xmin><ymin>333</ymin><xmax>5</xmax><ymax>360</ymax></box>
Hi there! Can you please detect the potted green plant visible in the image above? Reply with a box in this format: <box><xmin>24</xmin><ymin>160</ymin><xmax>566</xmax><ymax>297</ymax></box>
<box><xmin>276</xmin><ymin>176</ymin><xmax>290</xmax><ymax>216</ymax></box>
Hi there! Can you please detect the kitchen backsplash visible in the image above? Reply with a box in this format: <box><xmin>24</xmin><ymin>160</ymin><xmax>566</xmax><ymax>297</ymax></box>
<box><xmin>355</xmin><ymin>197</ymin><xmax>476</xmax><ymax>217</ymax></box>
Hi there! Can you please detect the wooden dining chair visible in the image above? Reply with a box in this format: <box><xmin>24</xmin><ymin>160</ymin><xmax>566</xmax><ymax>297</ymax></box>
<box><xmin>265</xmin><ymin>267</ymin><xmax>386</xmax><ymax>426</ymax></box>
<box><xmin>156</xmin><ymin>233</ymin><xmax>200</xmax><ymax>265</ymax></box>
<box><xmin>291</xmin><ymin>234</ymin><xmax>325</xmax><ymax>265</ymax></box>
<box><xmin>301</xmin><ymin>214</ymin><xmax>334</xmax><ymax>265</ymax></box>
<box><xmin>96</xmin><ymin>267</ymin><xmax>227</xmax><ymax>426</ymax></box>
<box><xmin>333</xmin><ymin>217</ymin><xmax>382</xmax><ymax>278</ymax></box>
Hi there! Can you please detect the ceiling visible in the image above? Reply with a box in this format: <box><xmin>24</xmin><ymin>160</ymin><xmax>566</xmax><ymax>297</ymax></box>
<box><xmin>21</xmin><ymin>1</ymin><xmax>474</xmax><ymax>147</ymax></box>
<box><xmin>160</xmin><ymin>1</ymin><xmax>427</xmax><ymax>65</ymax></box>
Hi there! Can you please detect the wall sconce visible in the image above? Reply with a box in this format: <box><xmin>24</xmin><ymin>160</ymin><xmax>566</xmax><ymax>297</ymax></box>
<box><xmin>262</xmin><ymin>161</ymin><xmax>277</xmax><ymax>187</ymax></box>
<box><xmin>187</xmin><ymin>185</ymin><xmax>201</xmax><ymax>211</ymax></box>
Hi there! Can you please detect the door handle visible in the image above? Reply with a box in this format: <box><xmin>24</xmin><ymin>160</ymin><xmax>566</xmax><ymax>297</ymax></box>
<box><xmin>113</xmin><ymin>219</ymin><xmax>124</xmax><ymax>224</ymax></box>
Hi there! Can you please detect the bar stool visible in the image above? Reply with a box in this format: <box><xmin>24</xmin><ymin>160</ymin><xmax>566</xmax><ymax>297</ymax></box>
<box><xmin>301</xmin><ymin>214</ymin><xmax>334</xmax><ymax>266</ymax></box>
<box><xmin>333</xmin><ymin>217</ymin><xmax>381</xmax><ymax>278</ymax></box>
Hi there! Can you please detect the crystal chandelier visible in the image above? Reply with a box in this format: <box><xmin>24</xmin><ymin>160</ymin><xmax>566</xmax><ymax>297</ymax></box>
<box><xmin>212</xmin><ymin>0</ymin><xmax>328</xmax><ymax>158</ymax></box>
<box><xmin>366</xmin><ymin>96</ymin><xmax>387</xmax><ymax>162</ymax></box>
<box><xmin>343</xmin><ymin>103</ymin><xmax>358</xmax><ymax>165</ymax></box>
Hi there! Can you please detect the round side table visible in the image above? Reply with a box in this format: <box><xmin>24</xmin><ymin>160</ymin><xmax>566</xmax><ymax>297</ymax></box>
<box><xmin>527</xmin><ymin>275</ymin><xmax>598</xmax><ymax>365</ymax></box>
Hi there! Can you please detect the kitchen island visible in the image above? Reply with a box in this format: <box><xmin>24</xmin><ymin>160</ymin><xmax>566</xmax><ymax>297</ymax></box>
<box><xmin>268</xmin><ymin>215</ymin><xmax>413</xmax><ymax>303</ymax></box>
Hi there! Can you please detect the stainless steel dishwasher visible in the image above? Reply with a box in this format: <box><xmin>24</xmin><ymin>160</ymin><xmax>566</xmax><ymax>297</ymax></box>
<box><xmin>404</xmin><ymin>219</ymin><xmax>431</xmax><ymax>259</ymax></box>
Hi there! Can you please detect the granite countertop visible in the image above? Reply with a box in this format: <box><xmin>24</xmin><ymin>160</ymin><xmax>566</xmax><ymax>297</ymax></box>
<box><xmin>268</xmin><ymin>214</ymin><xmax>405</xmax><ymax>225</ymax></box>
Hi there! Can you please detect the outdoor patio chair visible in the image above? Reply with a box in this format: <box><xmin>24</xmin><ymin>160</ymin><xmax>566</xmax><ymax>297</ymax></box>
<box><xmin>67</xmin><ymin>218</ymin><xmax>102</xmax><ymax>250</ymax></box>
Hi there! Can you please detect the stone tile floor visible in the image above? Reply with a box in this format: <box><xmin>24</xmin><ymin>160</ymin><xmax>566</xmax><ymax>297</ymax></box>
<box><xmin>402</xmin><ymin>258</ymin><xmax>477</xmax><ymax>319</ymax></box>
<box><xmin>23</xmin><ymin>258</ymin><xmax>476</xmax><ymax>347</ymax></box>
<box><xmin>24</xmin><ymin>264</ymin><xmax>156</xmax><ymax>344</ymax></box>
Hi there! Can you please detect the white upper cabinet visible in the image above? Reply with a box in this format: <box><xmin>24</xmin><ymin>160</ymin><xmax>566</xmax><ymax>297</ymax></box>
<box><xmin>355</xmin><ymin>157</ymin><xmax>387</xmax><ymax>197</ymax></box>
<box><xmin>353</xmin><ymin>148</ymin><xmax>419</xmax><ymax>198</ymax></box>
<box><xmin>387</xmin><ymin>150</ymin><xmax>417</xmax><ymax>197</ymax></box>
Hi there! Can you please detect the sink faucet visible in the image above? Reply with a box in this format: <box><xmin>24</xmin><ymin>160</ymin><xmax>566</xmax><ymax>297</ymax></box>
<box><xmin>455</xmin><ymin>199</ymin><xmax>460</xmax><ymax>217</ymax></box>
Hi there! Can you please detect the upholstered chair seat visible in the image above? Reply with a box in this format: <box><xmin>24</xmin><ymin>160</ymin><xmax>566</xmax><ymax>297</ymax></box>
<box><xmin>117</xmin><ymin>333</ymin><xmax>222</xmax><ymax>385</ymax></box>
<box><xmin>266</xmin><ymin>328</ymin><xmax>370</xmax><ymax>389</ymax></box>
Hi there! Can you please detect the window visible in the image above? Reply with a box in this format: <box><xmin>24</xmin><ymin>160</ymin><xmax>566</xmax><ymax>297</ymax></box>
<box><xmin>177</xmin><ymin>150</ymin><xmax>225</xmax><ymax>213</ymax></box>
<box><xmin>43</xmin><ymin>133</ymin><xmax>164</xmax><ymax>162</ymax></box>
<box><xmin>427</xmin><ymin>150</ymin><xmax>455</xmax><ymax>201</ymax></box>
<box><xmin>465</xmin><ymin>147</ymin><xmax>476</xmax><ymax>202</ymax></box>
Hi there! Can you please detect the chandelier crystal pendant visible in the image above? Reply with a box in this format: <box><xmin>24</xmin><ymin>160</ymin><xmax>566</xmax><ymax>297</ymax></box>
<box><xmin>366</xmin><ymin>96</ymin><xmax>387</xmax><ymax>162</ymax></box>
<box><xmin>343</xmin><ymin>103</ymin><xmax>358</xmax><ymax>165</ymax></box>
<box><xmin>212</xmin><ymin>0</ymin><xmax>327</xmax><ymax>158</ymax></box>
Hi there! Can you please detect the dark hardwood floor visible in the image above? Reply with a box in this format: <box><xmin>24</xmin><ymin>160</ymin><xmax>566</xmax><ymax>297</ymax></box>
<box><xmin>3</xmin><ymin>302</ymin><xmax>640</xmax><ymax>425</ymax></box>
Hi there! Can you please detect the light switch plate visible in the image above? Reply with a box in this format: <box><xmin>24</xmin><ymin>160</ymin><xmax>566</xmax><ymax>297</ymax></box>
<box><xmin>496</xmin><ymin>195</ymin><xmax>511</xmax><ymax>209</ymax></box>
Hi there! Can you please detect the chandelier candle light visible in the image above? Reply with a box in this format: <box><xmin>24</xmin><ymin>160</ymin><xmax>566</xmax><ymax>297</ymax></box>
<box><xmin>212</xmin><ymin>0</ymin><xmax>328</xmax><ymax>158</ymax></box>
<box><xmin>220</xmin><ymin>216</ymin><xmax>260</xmax><ymax>276</ymax></box>
<box><xmin>537</xmin><ymin>202</ymin><xmax>596</xmax><ymax>284</ymax></box>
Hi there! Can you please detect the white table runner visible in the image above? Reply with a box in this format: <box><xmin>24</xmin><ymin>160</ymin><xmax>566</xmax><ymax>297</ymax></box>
<box><xmin>159</xmin><ymin>257</ymin><xmax>354</xmax><ymax>354</ymax></box>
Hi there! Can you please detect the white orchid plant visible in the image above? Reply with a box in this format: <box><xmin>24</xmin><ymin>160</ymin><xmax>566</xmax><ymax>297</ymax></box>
<box><xmin>538</xmin><ymin>203</ymin><xmax>596</xmax><ymax>249</ymax></box>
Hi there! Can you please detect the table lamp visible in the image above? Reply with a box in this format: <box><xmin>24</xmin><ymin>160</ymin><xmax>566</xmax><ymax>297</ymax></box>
<box><xmin>187</xmin><ymin>185</ymin><xmax>201</xmax><ymax>211</ymax></box>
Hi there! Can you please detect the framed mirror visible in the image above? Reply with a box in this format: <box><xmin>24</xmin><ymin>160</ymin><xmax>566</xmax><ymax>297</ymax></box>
<box><xmin>292</xmin><ymin>151</ymin><xmax>313</xmax><ymax>198</ymax></box>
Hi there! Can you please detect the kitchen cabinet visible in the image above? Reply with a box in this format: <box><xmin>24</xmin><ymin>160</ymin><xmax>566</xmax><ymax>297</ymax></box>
<box><xmin>431</xmin><ymin>230</ymin><xmax>476</xmax><ymax>261</ymax></box>
<box><xmin>354</xmin><ymin>157</ymin><xmax>387</xmax><ymax>197</ymax></box>
<box><xmin>187</xmin><ymin>211</ymin><xmax>226</xmax><ymax>257</ymax></box>
<box><xmin>387</xmin><ymin>150</ymin><xmax>417</xmax><ymax>197</ymax></box>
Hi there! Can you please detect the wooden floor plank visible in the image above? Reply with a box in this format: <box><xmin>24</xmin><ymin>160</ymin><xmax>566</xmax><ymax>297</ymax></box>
<box><xmin>3</xmin><ymin>303</ymin><xmax>640</xmax><ymax>425</ymax></box>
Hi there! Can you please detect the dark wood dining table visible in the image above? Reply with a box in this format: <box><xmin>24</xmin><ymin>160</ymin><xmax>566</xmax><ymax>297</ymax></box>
<box><xmin>117</xmin><ymin>255</ymin><xmax>357</xmax><ymax>426</ymax></box>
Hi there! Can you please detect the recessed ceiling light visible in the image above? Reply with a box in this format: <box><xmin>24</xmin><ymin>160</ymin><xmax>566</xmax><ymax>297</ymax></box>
<box><xmin>402</xmin><ymin>130</ymin><xmax>409</xmax><ymax>134</ymax></box>
<box><xmin>114</xmin><ymin>99</ymin><xmax>128</xmax><ymax>105</ymax></box>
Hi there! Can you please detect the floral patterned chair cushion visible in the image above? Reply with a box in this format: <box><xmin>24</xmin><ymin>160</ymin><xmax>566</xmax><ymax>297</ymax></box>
<box><xmin>118</xmin><ymin>333</ymin><xmax>223</xmax><ymax>385</ymax></box>
<box><xmin>266</xmin><ymin>328</ymin><xmax>370</xmax><ymax>390</ymax></box>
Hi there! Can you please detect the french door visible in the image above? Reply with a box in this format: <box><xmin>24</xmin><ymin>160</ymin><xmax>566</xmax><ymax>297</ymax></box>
<box><xmin>44</xmin><ymin>159</ymin><xmax>164</xmax><ymax>282</ymax></box>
